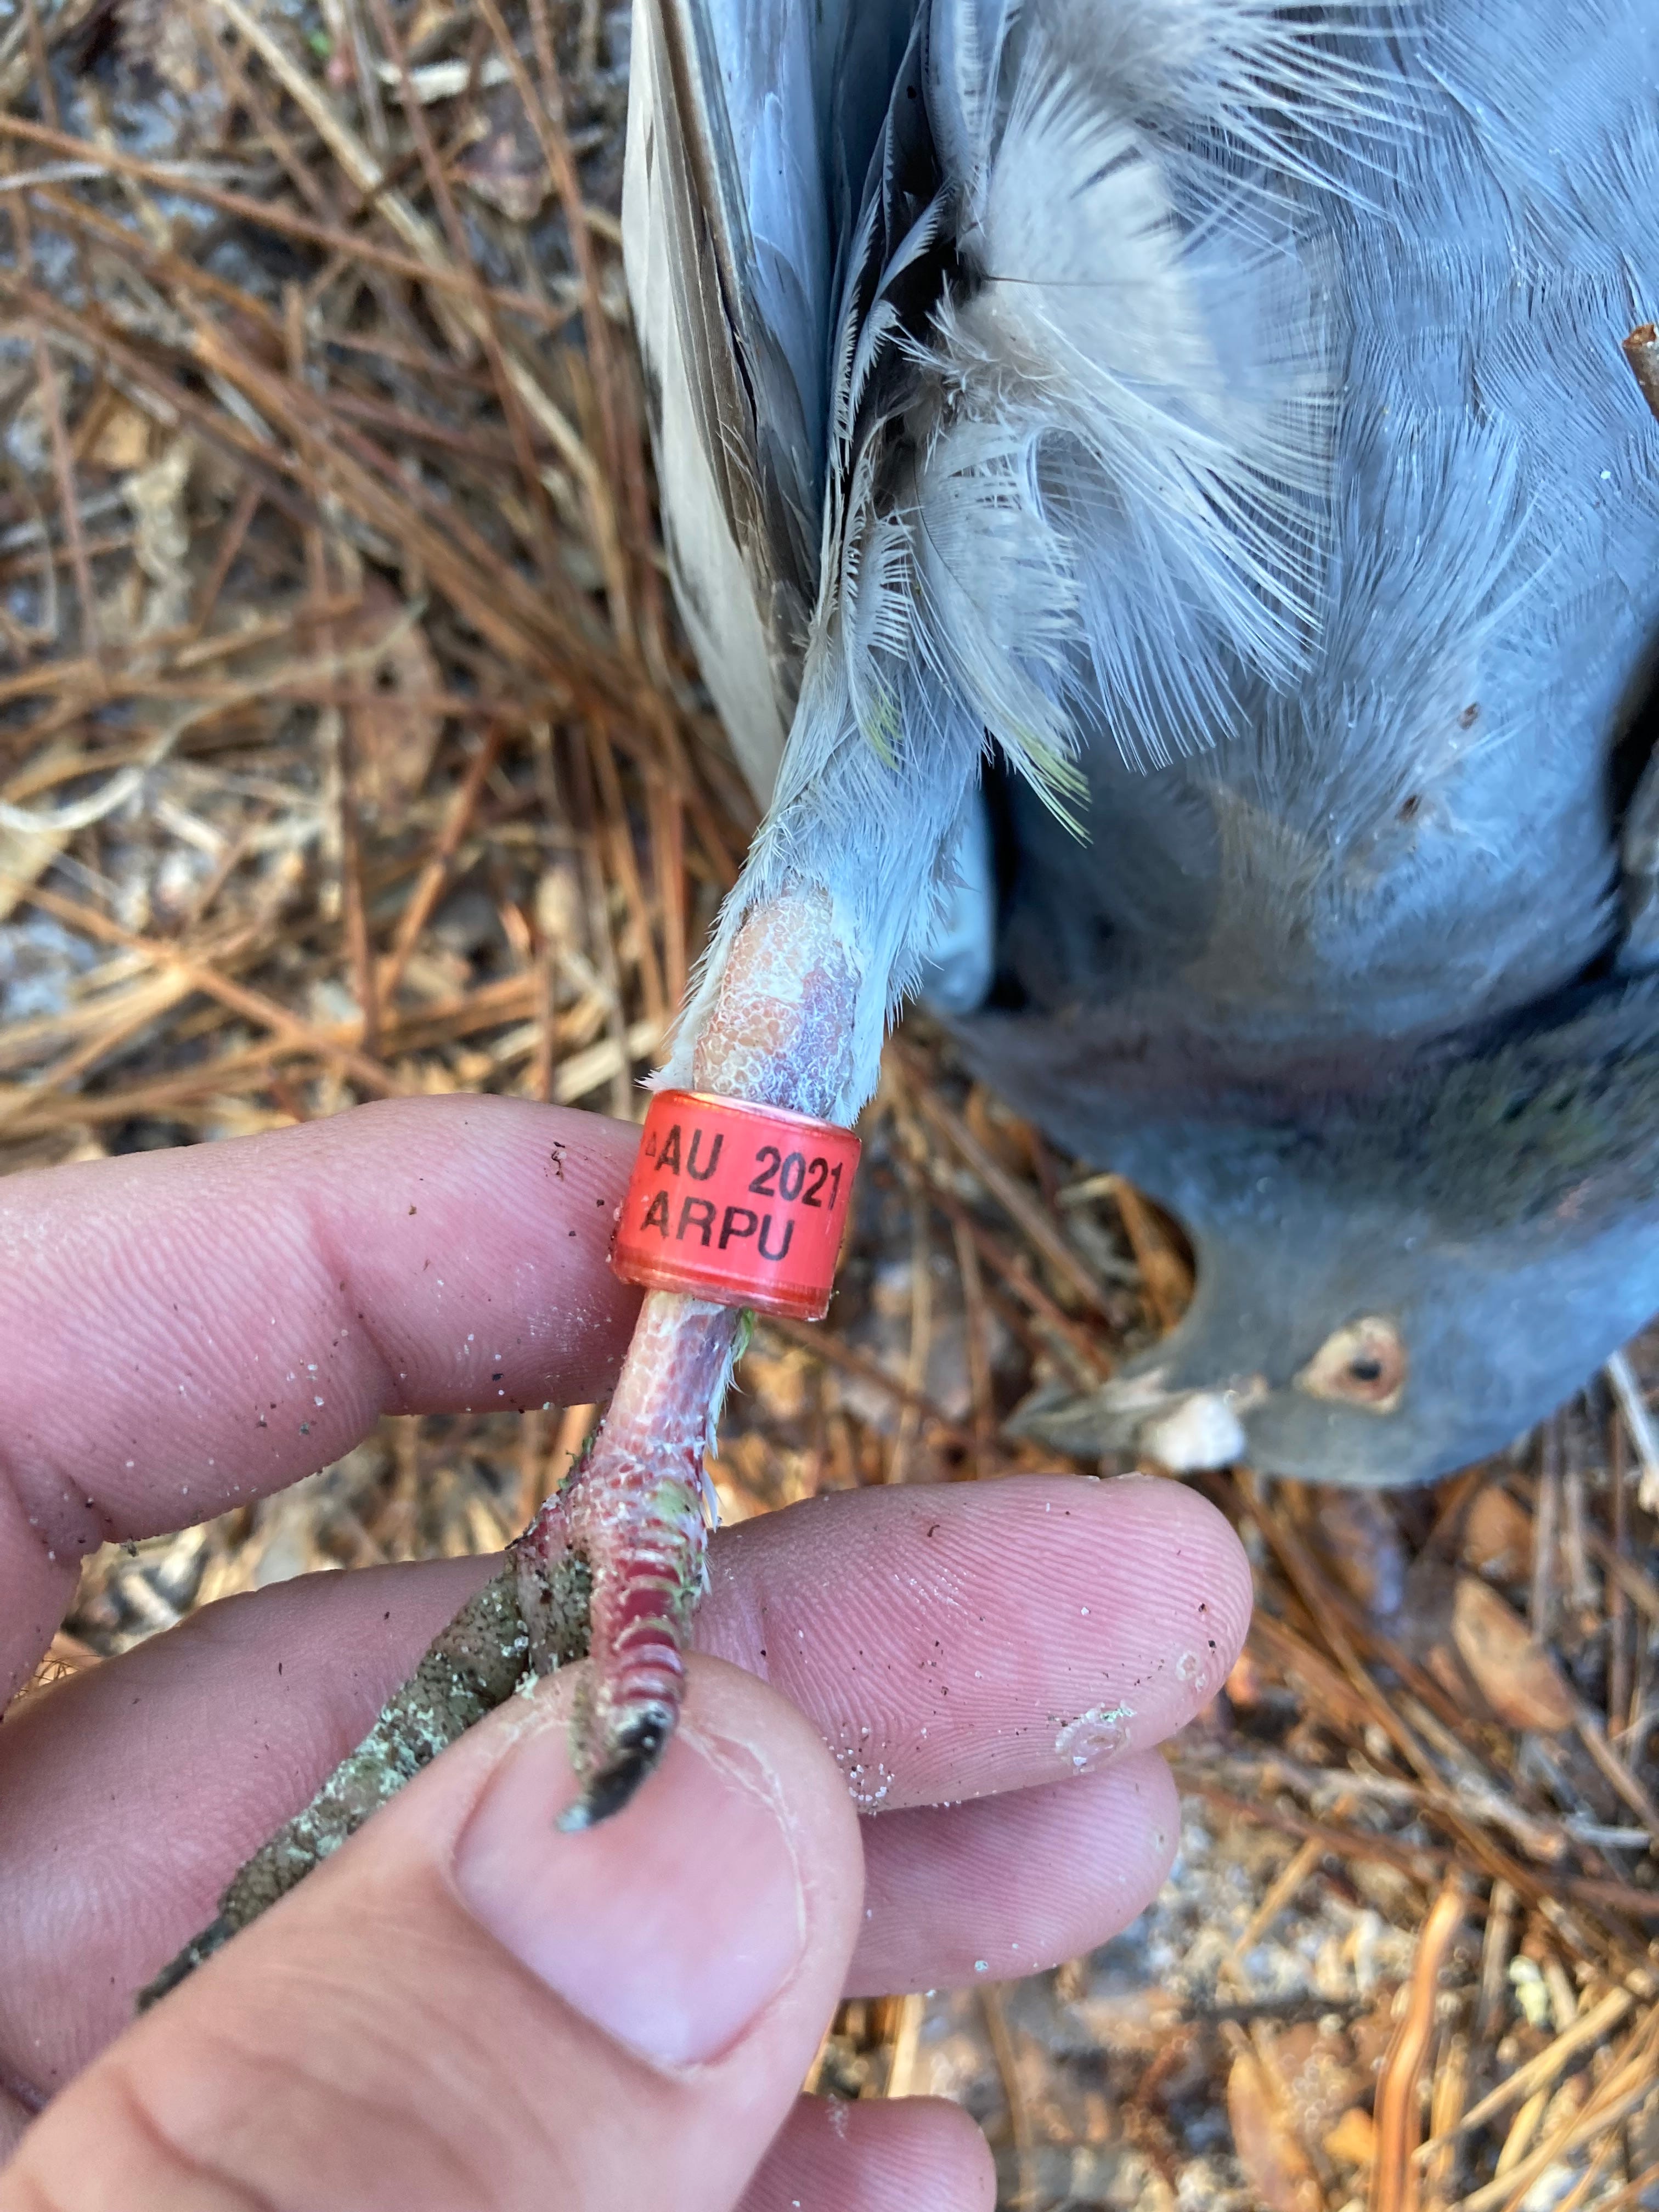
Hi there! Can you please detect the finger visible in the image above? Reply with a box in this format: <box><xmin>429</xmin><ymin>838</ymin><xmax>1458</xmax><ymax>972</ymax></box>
<box><xmin>0</xmin><ymin>1556</ymin><xmax>495</xmax><ymax>2098</ymax></box>
<box><xmin>0</xmin><ymin>1661</ymin><xmax>861</xmax><ymax>2212</ymax></box>
<box><xmin>703</xmin><ymin>1472</ymin><xmax>1247</xmax><ymax>1802</ymax></box>
<box><xmin>0</xmin><ymin>1095</ymin><xmax>640</xmax><ymax>1695</ymax></box>
<box><xmin>0</xmin><ymin>1476</ymin><xmax>1246</xmax><ymax>2089</ymax></box>
<box><xmin>737</xmin><ymin>2096</ymin><xmax>995</xmax><ymax>2212</ymax></box>
<box><xmin>849</xmin><ymin>1752</ymin><xmax>1180</xmax><ymax>1995</ymax></box>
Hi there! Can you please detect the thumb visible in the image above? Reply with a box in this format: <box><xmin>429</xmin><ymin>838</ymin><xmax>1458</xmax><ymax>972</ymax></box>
<box><xmin>2</xmin><ymin>1657</ymin><xmax>863</xmax><ymax>2212</ymax></box>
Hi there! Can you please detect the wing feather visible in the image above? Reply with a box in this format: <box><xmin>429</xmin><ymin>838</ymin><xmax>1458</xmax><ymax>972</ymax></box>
<box><xmin>623</xmin><ymin>0</ymin><xmax>916</xmax><ymax>800</ymax></box>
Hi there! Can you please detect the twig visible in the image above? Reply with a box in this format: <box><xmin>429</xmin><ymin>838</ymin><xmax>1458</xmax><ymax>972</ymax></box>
<box><xmin>1532</xmin><ymin>1415</ymin><xmax>1561</xmax><ymax>1645</ymax></box>
<box><xmin>1447</xmin><ymin>2013</ymin><xmax>1659</xmax><ymax>2212</ymax></box>
<box><xmin>1101</xmin><ymin>1172</ymin><xmax>1192</xmax><ymax>1331</ymax></box>
<box><xmin>139</xmin><ymin>1551</ymin><xmax>591</xmax><ymax>2009</ymax></box>
<box><xmin>1241</xmin><ymin>1475</ymin><xmax>1593</xmax><ymax>1936</ymax></box>
<box><xmin>9</xmin><ymin>879</ymin><xmax>404</xmax><ymax>1099</ymax></box>
<box><xmin>1572</xmin><ymin>1707</ymin><xmax>1659</xmax><ymax>1847</ymax></box>
<box><xmin>589</xmin><ymin>726</ymin><xmax>666</xmax><ymax>1029</ymax></box>
<box><xmin>366</xmin><ymin>0</ymin><xmax>563</xmax><ymax>587</ymax></box>
<box><xmin>921</xmin><ymin>1162</ymin><xmax>1113</xmax><ymax>1384</ymax></box>
<box><xmin>884</xmin><ymin>1990</ymin><xmax>926</xmax><ymax>2101</ymax></box>
<box><xmin>951</xmin><ymin>1211</ymin><xmax>997</xmax><ymax>1480</ymax></box>
<box><xmin>487</xmin><ymin>0</ymin><xmax>636</xmax><ymax>642</ymax></box>
<box><xmin>903</xmin><ymin>1059</ymin><xmax>1114</xmax><ymax>1321</ymax></box>
<box><xmin>763</xmin><ymin>1314</ymin><xmax>974</xmax><ymax>1449</ymax></box>
<box><xmin>1610</xmin><ymin>1409</ymin><xmax>1632</xmax><ymax>1736</ymax></box>
<box><xmin>887</xmin><ymin>1171</ymin><xmax>934</xmax><ymax>1488</ymax></box>
<box><xmin>1568</xmin><ymin>2159</ymin><xmax>1659</xmax><ymax>2212</ymax></box>
<box><xmin>0</xmin><ymin>111</ymin><xmax>579</xmax><ymax>331</ymax></box>
<box><xmin>1605</xmin><ymin>1351</ymin><xmax>1659</xmax><ymax>1514</ymax></box>
<box><xmin>379</xmin><ymin>724</ymin><xmax>506</xmax><ymax>1002</ymax></box>
<box><xmin>28</xmin><ymin>177</ymin><xmax>285</xmax><ymax>347</ymax></box>
<box><xmin>1172</xmin><ymin>1775</ymin><xmax>1446</xmax><ymax>1884</ymax></box>
<box><xmin>568</xmin><ymin>730</ymin><xmax>634</xmax><ymax>1119</ymax></box>
<box><xmin>1421</xmin><ymin>2029</ymin><xmax>1469</xmax><ymax>2212</ymax></box>
<box><xmin>649</xmin><ymin>766</ymin><xmax>689</xmax><ymax>1012</ymax></box>
<box><xmin>980</xmin><ymin>1984</ymin><xmax>1038</xmax><ymax>2212</ymax></box>
<box><xmin>287</xmin><ymin>289</ymin><xmax>379</xmax><ymax>1060</ymax></box>
<box><xmin>1226</xmin><ymin>1833</ymin><xmax>1326</xmax><ymax>1976</ymax></box>
<box><xmin>1421</xmin><ymin>1987</ymin><xmax>1634</xmax><ymax>2153</ymax></box>
<box><xmin>187</xmin><ymin>479</ymin><xmax>263</xmax><ymax>642</ymax></box>
<box><xmin>31</xmin><ymin>325</ymin><xmax>99</xmax><ymax>659</ymax></box>
<box><xmin>1369</xmin><ymin>1875</ymin><xmax>1466</xmax><ymax>2212</ymax></box>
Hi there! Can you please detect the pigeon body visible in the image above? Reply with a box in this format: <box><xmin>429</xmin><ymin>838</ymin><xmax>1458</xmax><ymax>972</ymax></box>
<box><xmin>627</xmin><ymin>0</ymin><xmax>1659</xmax><ymax>1493</ymax></box>
<box><xmin>949</xmin><ymin>0</ymin><xmax>1659</xmax><ymax>1484</ymax></box>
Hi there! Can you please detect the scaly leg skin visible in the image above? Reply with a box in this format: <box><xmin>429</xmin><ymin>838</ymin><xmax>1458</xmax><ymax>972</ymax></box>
<box><xmin>140</xmin><ymin>1530</ymin><xmax>594</xmax><ymax>2010</ymax></box>
<box><xmin>520</xmin><ymin>882</ymin><xmax>859</xmax><ymax>1827</ymax></box>
<box><xmin>515</xmin><ymin>1293</ymin><xmax>736</xmax><ymax>1827</ymax></box>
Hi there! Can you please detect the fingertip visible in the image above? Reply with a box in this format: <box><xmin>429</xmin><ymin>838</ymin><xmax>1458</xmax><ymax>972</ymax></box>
<box><xmin>1096</xmin><ymin>1471</ymin><xmax>1254</xmax><ymax>1680</ymax></box>
<box><xmin>739</xmin><ymin>2094</ymin><xmax>995</xmax><ymax>2212</ymax></box>
<box><xmin>0</xmin><ymin>1096</ymin><xmax>642</xmax><ymax>1570</ymax></box>
<box><xmin>454</xmin><ymin>1657</ymin><xmax>860</xmax><ymax>2073</ymax></box>
<box><xmin>702</xmin><ymin>1472</ymin><xmax>1250</xmax><ymax>1808</ymax></box>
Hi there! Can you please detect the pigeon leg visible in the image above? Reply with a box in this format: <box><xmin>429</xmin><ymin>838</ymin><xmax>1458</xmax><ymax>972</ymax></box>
<box><xmin>520</xmin><ymin>882</ymin><xmax>859</xmax><ymax>1826</ymax></box>
<box><xmin>514</xmin><ymin>1290</ymin><xmax>737</xmax><ymax>1827</ymax></box>
<box><xmin>142</xmin><ymin>1517</ymin><xmax>594</xmax><ymax>2008</ymax></box>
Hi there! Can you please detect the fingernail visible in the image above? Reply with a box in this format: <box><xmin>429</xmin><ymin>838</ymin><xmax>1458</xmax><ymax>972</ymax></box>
<box><xmin>453</xmin><ymin>1698</ymin><xmax>805</xmax><ymax>2068</ymax></box>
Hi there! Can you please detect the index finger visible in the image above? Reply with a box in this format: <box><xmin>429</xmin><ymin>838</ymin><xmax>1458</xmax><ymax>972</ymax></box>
<box><xmin>0</xmin><ymin>1096</ymin><xmax>642</xmax><ymax>1698</ymax></box>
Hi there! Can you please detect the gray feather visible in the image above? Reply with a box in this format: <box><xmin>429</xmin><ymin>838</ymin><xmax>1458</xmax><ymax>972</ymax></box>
<box><xmin>629</xmin><ymin>0</ymin><xmax>1659</xmax><ymax>1489</ymax></box>
<box><xmin>623</xmin><ymin>0</ymin><xmax>888</xmax><ymax>794</ymax></box>
<box><xmin>644</xmin><ymin>0</ymin><xmax>1383</xmax><ymax>1115</ymax></box>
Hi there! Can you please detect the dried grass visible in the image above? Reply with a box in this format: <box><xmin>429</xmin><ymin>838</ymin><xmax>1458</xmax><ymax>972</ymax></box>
<box><xmin>2</xmin><ymin>3</ymin><xmax>1657</xmax><ymax>2204</ymax></box>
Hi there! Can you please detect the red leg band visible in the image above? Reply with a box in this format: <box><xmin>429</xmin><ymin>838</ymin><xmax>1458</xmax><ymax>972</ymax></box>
<box><xmin>610</xmin><ymin>1091</ymin><xmax>861</xmax><ymax>1321</ymax></box>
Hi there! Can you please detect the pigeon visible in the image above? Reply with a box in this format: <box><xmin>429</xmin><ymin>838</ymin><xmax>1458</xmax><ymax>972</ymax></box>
<box><xmin>947</xmin><ymin>2</ymin><xmax>1659</xmax><ymax>1487</ymax></box>
<box><xmin>535</xmin><ymin>0</ymin><xmax>1659</xmax><ymax>1816</ymax></box>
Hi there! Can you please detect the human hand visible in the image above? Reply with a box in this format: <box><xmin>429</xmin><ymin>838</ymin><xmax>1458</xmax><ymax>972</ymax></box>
<box><xmin>0</xmin><ymin>1096</ymin><xmax>1250</xmax><ymax>2211</ymax></box>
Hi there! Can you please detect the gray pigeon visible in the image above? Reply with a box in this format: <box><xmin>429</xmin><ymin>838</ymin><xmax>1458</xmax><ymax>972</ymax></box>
<box><xmin>547</xmin><ymin>0</ymin><xmax>1659</xmax><ymax>1815</ymax></box>
<box><xmin>946</xmin><ymin>4</ymin><xmax>1659</xmax><ymax>1487</ymax></box>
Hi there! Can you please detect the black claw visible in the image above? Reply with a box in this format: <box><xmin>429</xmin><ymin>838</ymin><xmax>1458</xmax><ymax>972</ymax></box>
<box><xmin>135</xmin><ymin>1915</ymin><xmax>234</xmax><ymax>2012</ymax></box>
<box><xmin>558</xmin><ymin>1713</ymin><xmax>670</xmax><ymax>1831</ymax></box>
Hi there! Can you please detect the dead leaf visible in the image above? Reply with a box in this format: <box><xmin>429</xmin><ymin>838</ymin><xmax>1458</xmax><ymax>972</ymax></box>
<box><xmin>335</xmin><ymin>582</ymin><xmax>444</xmax><ymax>816</ymax></box>
<box><xmin>965</xmin><ymin>1084</ymin><xmax>1039</xmax><ymax>1178</ymax></box>
<box><xmin>1451</xmin><ymin>1573</ymin><xmax>1576</xmax><ymax>1732</ymax></box>
<box><xmin>1070</xmin><ymin>1985</ymin><xmax>1186</xmax><ymax>2057</ymax></box>
<box><xmin>1324</xmin><ymin>2107</ymin><xmax>1376</xmax><ymax>2171</ymax></box>
<box><xmin>1224</xmin><ymin>1647</ymin><xmax>1271</xmax><ymax>1711</ymax></box>
<box><xmin>125</xmin><ymin>436</ymin><xmax>195</xmax><ymax>634</ymax></box>
<box><xmin>408</xmin><ymin>0</ymin><xmax>458</xmax><ymax>42</ymax></box>
<box><xmin>456</xmin><ymin>84</ymin><xmax>552</xmax><ymax>221</ymax></box>
<box><xmin>87</xmin><ymin>396</ymin><xmax>153</xmax><ymax>473</ymax></box>
<box><xmin>535</xmin><ymin>861</ymin><xmax>584</xmax><ymax>950</ymax></box>
<box><xmin>1463</xmin><ymin>1484</ymin><xmax>1533</xmax><ymax>1583</ymax></box>
<box><xmin>1268</xmin><ymin>2020</ymin><xmax>1364</xmax><ymax>2154</ymax></box>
